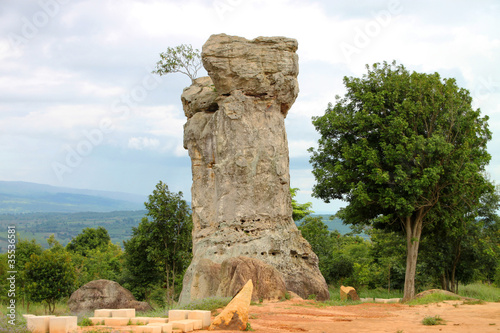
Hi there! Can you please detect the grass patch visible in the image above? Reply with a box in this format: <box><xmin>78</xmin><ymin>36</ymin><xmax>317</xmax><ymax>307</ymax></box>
<box><xmin>0</xmin><ymin>313</ymin><xmax>31</xmax><ymax>333</ymax></box>
<box><xmin>359</xmin><ymin>287</ymin><xmax>403</xmax><ymax>299</ymax></box>
<box><xmin>458</xmin><ymin>282</ymin><xmax>500</xmax><ymax>302</ymax></box>
<box><xmin>407</xmin><ymin>293</ymin><xmax>461</xmax><ymax>305</ymax></box>
<box><xmin>79</xmin><ymin>316</ymin><xmax>93</xmax><ymax>326</ymax></box>
<box><xmin>422</xmin><ymin>315</ymin><xmax>446</xmax><ymax>326</ymax></box>
<box><xmin>177</xmin><ymin>296</ymin><xmax>231</xmax><ymax>314</ymax></box>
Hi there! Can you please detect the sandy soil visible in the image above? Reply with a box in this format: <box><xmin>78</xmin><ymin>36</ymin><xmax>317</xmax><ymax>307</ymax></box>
<box><xmin>203</xmin><ymin>298</ymin><xmax>500</xmax><ymax>333</ymax></box>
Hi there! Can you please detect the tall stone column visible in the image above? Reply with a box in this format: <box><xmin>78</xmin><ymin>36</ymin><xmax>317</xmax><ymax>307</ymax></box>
<box><xmin>179</xmin><ymin>34</ymin><xmax>329</xmax><ymax>304</ymax></box>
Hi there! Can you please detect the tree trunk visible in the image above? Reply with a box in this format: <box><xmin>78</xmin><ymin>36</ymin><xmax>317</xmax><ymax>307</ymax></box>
<box><xmin>402</xmin><ymin>212</ymin><xmax>423</xmax><ymax>302</ymax></box>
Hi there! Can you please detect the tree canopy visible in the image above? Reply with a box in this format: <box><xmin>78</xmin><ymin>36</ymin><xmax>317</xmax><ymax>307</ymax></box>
<box><xmin>310</xmin><ymin>61</ymin><xmax>492</xmax><ymax>301</ymax></box>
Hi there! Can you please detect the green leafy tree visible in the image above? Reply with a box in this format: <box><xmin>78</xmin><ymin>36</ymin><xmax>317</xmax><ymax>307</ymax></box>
<box><xmin>310</xmin><ymin>61</ymin><xmax>492</xmax><ymax>301</ymax></box>
<box><xmin>66</xmin><ymin>226</ymin><xmax>112</xmax><ymax>257</ymax></box>
<box><xmin>124</xmin><ymin>181</ymin><xmax>192</xmax><ymax>304</ymax></box>
<box><xmin>15</xmin><ymin>238</ymin><xmax>43</xmax><ymax>308</ymax></box>
<box><xmin>291</xmin><ymin>188</ymin><xmax>313</xmax><ymax>221</ymax></box>
<box><xmin>122</xmin><ymin>220</ymin><xmax>164</xmax><ymax>300</ymax></box>
<box><xmin>152</xmin><ymin>44</ymin><xmax>202</xmax><ymax>82</ymax></box>
<box><xmin>66</xmin><ymin>227</ymin><xmax>123</xmax><ymax>287</ymax></box>
<box><xmin>25</xmin><ymin>250</ymin><xmax>76</xmax><ymax>313</ymax></box>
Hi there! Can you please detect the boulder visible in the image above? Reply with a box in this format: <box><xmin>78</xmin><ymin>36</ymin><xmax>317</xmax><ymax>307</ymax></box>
<box><xmin>68</xmin><ymin>279</ymin><xmax>152</xmax><ymax>313</ymax></box>
<box><xmin>217</xmin><ymin>256</ymin><xmax>287</xmax><ymax>301</ymax></box>
<box><xmin>340</xmin><ymin>285</ymin><xmax>360</xmax><ymax>301</ymax></box>
<box><xmin>179</xmin><ymin>34</ymin><xmax>329</xmax><ymax>304</ymax></box>
<box><xmin>209</xmin><ymin>279</ymin><xmax>253</xmax><ymax>331</ymax></box>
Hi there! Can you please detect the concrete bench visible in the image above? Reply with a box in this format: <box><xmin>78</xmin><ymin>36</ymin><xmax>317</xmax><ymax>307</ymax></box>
<box><xmin>168</xmin><ymin>309</ymin><xmax>190</xmax><ymax>322</ymax></box>
<box><xmin>147</xmin><ymin>317</ymin><xmax>168</xmax><ymax>323</ymax></box>
<box><xmin>187</xmin><ymin>310</ymin><xmax>211</xmax><ymax>328</ymax></box>
<box><xmin>111</xmin><ymin>308</ymin><xmax>135</xmax><ymax>317</ymax></box>
<box><xmin>171</xmin><ymin>319</ymin><xmax>196</xmax><ymax>332</ymax></box>
<box><xmin>130</xmin><ymin>317</ymin><xmax>151</xmax><ymax>324</ymax></box>
<box><xmin>49</xmin><ymin>316</ymin><xmax>77</xmax><ymax>333</ymax></box>
<box><xmin>147</xmin><ymin>322</ymin><xmax>173</xmax><ymax>333</ymax></box>
<box><xmin>104</xmin><ymin>317</ymin><xmax>130</xmax><ymax>326</ymax></box>
<box><xmin>27</xmin><ymin>316</ymin><xmax>54</xmax><ymax>333</ymax></box>
<box><xmin>93</xmin><ymin>309</ymin><xmax>113</xmax><ymax>317</ymax></box>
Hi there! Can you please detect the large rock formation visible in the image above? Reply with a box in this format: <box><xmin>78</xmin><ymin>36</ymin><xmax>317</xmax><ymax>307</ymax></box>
<box><xmin>68</xmin><ymin>279</ymin><xmax>152</xmax><ymax>312</ymax></box>
<box><xmin>179</xmin><ymin>34</ymin><xmax>329</xmax><ymax>304</ymax></box>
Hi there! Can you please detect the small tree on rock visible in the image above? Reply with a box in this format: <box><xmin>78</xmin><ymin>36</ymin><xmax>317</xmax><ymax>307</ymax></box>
<box><xmin>152</xmin><ymin>44</ymin><xmax>202</xmax><ymax>83</ymax></box>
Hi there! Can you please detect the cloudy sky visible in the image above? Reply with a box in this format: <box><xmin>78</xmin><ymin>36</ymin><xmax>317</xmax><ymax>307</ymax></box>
<box><xmin>1</xmin><ymin>0</ymin><xmax>499</xmax><ymax>213</ymax></box>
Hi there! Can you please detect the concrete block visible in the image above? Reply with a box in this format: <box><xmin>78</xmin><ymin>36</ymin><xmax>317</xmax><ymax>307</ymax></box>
<box><xmin>147</xmin><ymin>317</ymin><xmax>168</xmax><ymax>323</ymax></box>
<box><xmin>111</xmin><ymin>308</ymin><xmax>135</xmax><ymax>317</ymax></box>
<box><xmin>89</xmin><ymin>317</ymin><xmax>106</xmax><ymax>325</ymax></box>
<box><xmin>188</xmin><ymin>310</ymin><xmax>211</xmax><ymax>328</ymax></box>
<box><xmin>168</xmin><ymin>309</ymin><xmax>190</xmax><ymax>322</ymax></box>
<box><xmin>94</xmin><ymin>309</ymin><xmax>113</xmax><ymax>317</ymax></box>
<box><xmin>49</xmin><ymin>316</ymin><xmax>77</xmax><ymax>333</ymax></box>
<box><xmin>147</xmin><ymin>323</ymin><xmax>173</xmax><ymax>333</ymax></box>
<box><xmin>171</xmin><ymin>319</ymin><xmax>194</xmax><ymax>332</ymax></box>
<box><xmin>130</xmin><ymin>317</ymin><xmax>150</xmax><ymax>324</ymax></box>
<box><xmin>360</xmin><ymin>297</ymin><xmax>374</xmax><ymax>303</ymax></box>
<box><xmin>104</xmin><ymin>317</ymin><xmax>130</xmax><ymax>326</ymax></box>
<box><xmin>27</xmin><ymin>316</ymin><xmax>52</xmax><ymax>333</ymax></box>
<box><xmin>23</xmin><ymin>314</ymin><xmax>36</xmax><ymax>319</ymax></box>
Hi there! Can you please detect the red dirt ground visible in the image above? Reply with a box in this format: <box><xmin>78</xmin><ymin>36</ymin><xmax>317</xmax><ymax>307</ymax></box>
<box><xmin>203</xmin><ymin>298</ymin><xmax>500</xmax><ymax>333</ymax></box>
<box><xmin>79</xmin><ymin>298</ymin><xmax>500</xmax><ymax>333</ymax></box>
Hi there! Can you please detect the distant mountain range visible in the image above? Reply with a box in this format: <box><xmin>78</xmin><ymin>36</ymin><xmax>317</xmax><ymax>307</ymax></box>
<box><xmin>0</xmin><ymin>181</ymin><xmax>147</xmax><ymax>213</ymax></box>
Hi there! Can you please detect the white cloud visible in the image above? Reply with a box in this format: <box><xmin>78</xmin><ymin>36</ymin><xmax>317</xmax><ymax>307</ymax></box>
<box><xmin>128</xmin><ymin>136</ymin><xmax>160</xmax><ymax>150</ymax></box>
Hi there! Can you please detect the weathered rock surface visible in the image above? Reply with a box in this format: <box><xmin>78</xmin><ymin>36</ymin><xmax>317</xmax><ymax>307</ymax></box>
<box><xmin>217</xmin><ymin>256</ymin><xmax>287</xmax><ymax>301</ymax></box>
<box><xmin>68</xmin><ymin>279</ymin><xmax>152</xmax><ymax>312</ymax></box>
<box><xmin>189</xmin><ymin>259</ymin><xmax>222</xmax><ymax>300</ymax></box>
<box><xmin>179</xmin><ymin>34</ymin><xmax>329</xmax><ymax>304</ymax></box>
<box><xmin>181</xmin><ymin>76</ymin><xmax>218</xmax><ymax>118</ymax></box>
<box><xmin>209</xmin><ymin>279</ymin><xmax>253</xmax><ymax>331</ymax></box>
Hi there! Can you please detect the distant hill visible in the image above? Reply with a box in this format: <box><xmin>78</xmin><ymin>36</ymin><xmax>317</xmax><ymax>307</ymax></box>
<box><xmin>0</xmin><ymin>181</ymin><xmax>147</xmax><ymax>213</ymax></box>
<box><xmin>0</xmin><ymin>210</ymin><xmax>147</xmax><ymax>251</ymax></box>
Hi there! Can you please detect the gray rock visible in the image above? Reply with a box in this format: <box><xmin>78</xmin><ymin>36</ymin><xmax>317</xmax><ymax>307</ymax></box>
<box><xmin>68</xmin><ymin>279</ymin><xmax>152</xmax><ymax>313</ymax></box>
<box><xmin>179</xmin><ymin>34</ymin><xmax>329</xmax><ymax>304</ymax></box>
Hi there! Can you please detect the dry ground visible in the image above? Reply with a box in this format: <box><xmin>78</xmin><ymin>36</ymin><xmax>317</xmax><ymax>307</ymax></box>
<box><xmin>79</xmin><ymin>298</ymin><xmax>500</xmax><ymax>333</ymax></box>
<box><xmin>204</xmin><ymin>298</ymin><xmax>500</xmax><ymax>333</ymax></box>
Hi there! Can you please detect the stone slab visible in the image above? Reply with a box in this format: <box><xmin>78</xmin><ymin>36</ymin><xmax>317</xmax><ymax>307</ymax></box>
<box><xmin>49</xmin><ymin>316</ymin><xmax>77</xmax><ymax>333</ymax></box>
<box><xmin>27</xmin><ymin>316</ymin><xmax>52</xmax><ymax>333</ymax></box>
<box><xmin>147</xmin><ymin>322</ymin><xmax>173</xmax><ymax>333</ymax></box>
<box><xmin>168</xmin><ymin>310</ymin><xmax>190</xmax><ymax>322</ymax></box>
<box><xmin>89</xmin><ymin>317</ymin><xmax>107</xmax><ymax>325</ymax></box>
<box><xmin>171</xmin><ymin>319</ymin><xmax>194</xmax><ymax>332</ymax></box>
<box><xmin>104</xmin><ymin>317</ymin><xmax>130</xmax><ymax>326</ymax></box>
<box><xmin>111</xmin><ymin>308</ymin><xmax>135</xmax><ymax>317</ymax></box>
<box><xmin>94</xmin><ymin>309</ymin><xmax>113</xmax><ymax>317</ymax></box>
<box><xmin>188</xmin><ymin>310</ymin><xmax>211</xmax><ymax>328</ymax></box>
<box><xmin>130</xmin><ymin>317</ymin><xmax>150</xmax><ymax>324</ymax></box>
<box><xmin>147</xmin><ymin>317</ymin><xmax>168</xmax><ymax>323</ymax></box>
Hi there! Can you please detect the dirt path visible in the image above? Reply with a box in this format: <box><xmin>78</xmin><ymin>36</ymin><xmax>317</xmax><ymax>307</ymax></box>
<box><xmin>204</xmin><ymin>298</ymin><xmax>500</xmax><ymax>333</ymax></box>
